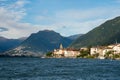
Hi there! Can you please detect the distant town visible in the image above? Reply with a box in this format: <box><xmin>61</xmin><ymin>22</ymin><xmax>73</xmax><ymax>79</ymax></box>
<box><xmin>46</xmin><ymin>43</ymin><xmax>120</xmax><ymax>60</ymax></box>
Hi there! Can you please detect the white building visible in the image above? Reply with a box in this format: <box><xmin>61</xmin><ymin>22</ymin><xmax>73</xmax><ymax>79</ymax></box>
<box><xmin>53</xmin><ymin>49</ymin><xmax>64</xmax><ymax>57</ymax></box>
<box><xmin>90</xmin><ymin>47</ymin><xmax>104</xmax><ymax>55</ymax></box>
<box><xmin>102</xmin><ymin>48</ymin><xmax>113</xmax><ymax>55</ymax></box>
<box><xmin>113</xmin><ymin>44</ymin><xmax>120</xmax><ymax>54</ymax></box>
<box><xmin>90</xmin><ymin>43</ymin><xmax>120</xmax><ymax>58</ymax></box>
<box><xmin>64</xmin><ymin>49</ymin><xmax>80</xmax><ymax>58</ymax></box>
<box><xmin>90</xmin><ymin>46</ymin><xmax>113</xmax><ymax>58</ymax></box>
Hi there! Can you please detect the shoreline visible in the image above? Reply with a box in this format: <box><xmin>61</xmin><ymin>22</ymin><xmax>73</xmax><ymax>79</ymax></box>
<box><xmin>0</xmin><ymin>54</ymin><xmax>120</xmax><ymax>60</ymax></box>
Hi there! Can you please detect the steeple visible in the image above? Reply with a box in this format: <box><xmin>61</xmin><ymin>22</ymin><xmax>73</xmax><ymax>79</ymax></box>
<box><xmin>60</xmin><ymin>44</ymin><xmax>63</xmax><ymax>49</ymax></box>
<box><xmin>115</xmin><ymin>39</ymin><xmax>118</xmax><ymax>44</ymax></box>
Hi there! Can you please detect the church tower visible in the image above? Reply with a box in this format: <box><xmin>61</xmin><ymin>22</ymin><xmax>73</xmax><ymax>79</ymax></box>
<box><xmin>60</xmin><ymin>44</ymin><xmax>63</xmax><ymax>49</ymax></box>
<box><xmin>115</xmin><ymin>39</ymin><xmax>118</xmax><ymax>44</ymax></box>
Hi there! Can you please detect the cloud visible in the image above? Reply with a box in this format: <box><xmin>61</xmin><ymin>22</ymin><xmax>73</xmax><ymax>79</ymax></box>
<box><xmin>0</xmin><ymin>0</ymin><xmax>40</xmax><ymax>38</ymax></box>
<box><xmin>8</xmin><ymin>0</ymin><xmax>29</xmax><ymax>10</ymax></box>
<box><xmin>35</xmin><ymin>7</ymin><xmax>120</xmax><ymax>36</ymax></box>
<box><xmin>53</xmin><ymin>18</ymin><xmax>107</xmax><ymax>36</ymax></box>
<box><xmin>0</xmin><ymin>27</ymin><xmax>8</xmax><ymax>32</ymax></box>
<box><xmin>0</xmin><ymin>0</ymin><xmax>120</xmax><ymax>38</ymax></box>
<box><xmin>55</xmin><ymin>7</ymin><xmax>120</xmax><ymax>21</ymax></box>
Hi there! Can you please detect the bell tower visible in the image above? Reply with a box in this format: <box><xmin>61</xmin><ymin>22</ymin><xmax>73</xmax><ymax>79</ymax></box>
<box><xmin>60</xmin><ymin>44</ymin><xmax>63</xmax><ymax>49</ymax></box>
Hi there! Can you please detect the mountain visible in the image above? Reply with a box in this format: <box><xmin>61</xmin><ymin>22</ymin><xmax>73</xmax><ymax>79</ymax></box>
<box><xmin>70</xmin><ymin>16</ymin><xmax>120</xmax><ymax>49</ymax></box>
<box><xmin>68</xmin><ymin>34</ymin><xmax>83</xmax><ymax>40</ymax></box>
<box><xmin>5</xmin><ymin>30</ymin><xmax>72</xmax><ymax>57</ymax></box>
<box><xmin>0</xmin><ymin>36</ymin><xmax>26</xmax><ymax>53</ymax></box>
<box><xmin>18</xmin><ymin>37</ymin><xmax>27</xmax><ymax>41</ymax></box>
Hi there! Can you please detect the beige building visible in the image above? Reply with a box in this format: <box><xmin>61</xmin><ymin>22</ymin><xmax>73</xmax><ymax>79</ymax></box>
<box><xmin>53</xmin><ymin>44</ymin><xmax>80</xmax><ymax>58</ymax></box>
<box><xmin>113</xmin><ymin>44</ymin><xmax>120</xmax><ymax>54</ymax></box>
<box><xmin>53</xmin><ymin>48</ymin><xmax>80</xmax><ymax>58</ymax></box>
<box><xmin>80</xmin><ymin>47</ymin><xmax>88</xmax><ymax>51</ymax></box>
<box><xmin>90</xmin><ymin>47</ymin><xmax>104</xmax><ymax>56</ymax></box>
<box><xmin>64</xmin><ymin>49</ymin><xmax>80</xmax><ymax>58</ymax></box>
<box><xmin>53</xmin><ymin>49</ymin><xmax>64</xmax><ymax>57</ymax></box>
<box><xmin>102</xmin><ymin>48</ymin><xmax>113</xmax><ymax>55</ymax></box>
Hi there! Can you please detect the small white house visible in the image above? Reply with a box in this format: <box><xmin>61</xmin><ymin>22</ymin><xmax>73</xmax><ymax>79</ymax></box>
<box><xmin>64</xmin><ymin>50</ymin><xmax>80</xmax><ymax>57</ymax></box>
<box><xmin>90</xmin><ymin>47</ymin><xmax>98</xmax><ymax>55</ymax></box>
<box><xmin>90</xmin><ymin>47</ymin><xmax>104</xmax><ymax>55</ymax></box>
<box><xmin>80</xmin><ymin>47</ymin><xmax>88</xmax><ymax>51</ymax></box>
<box><xmin>102</xmin><ymin>48</ymin><xmax>113</xmax><ymax>56</ymax></box>
<box><xmin>113</xmin><ymin>44</ymin><xmax>120</xmax><ymax>54</ymax></box>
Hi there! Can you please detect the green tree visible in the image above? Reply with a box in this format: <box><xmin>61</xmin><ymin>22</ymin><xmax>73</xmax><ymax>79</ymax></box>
<box><xmin>46</xmin><ymin>52</ymin><xmax>53</xmax><ymax>57</ymax></box>
<box><xmin>77</xmin><ymin>49</ymin><xmax>90</xmax><ymax>58</ymax></box>
<box><xmin>113</xmin><ymin>54</ymin><xmax>120</xmax><ymax>59</ymax></box>
<box><xmin>104</xmin><ymin>51</ymin><xmax>114</xmax><ymax>59</ymax></box>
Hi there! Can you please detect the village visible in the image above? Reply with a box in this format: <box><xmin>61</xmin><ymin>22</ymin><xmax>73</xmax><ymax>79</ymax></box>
<box><xmin>46</xmin><ymin>43</ymin><xmax>120</xmax><ymax>60</ymax></box>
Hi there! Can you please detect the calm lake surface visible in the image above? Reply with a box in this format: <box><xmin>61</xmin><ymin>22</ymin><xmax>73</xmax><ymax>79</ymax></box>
<box><xmin>0</xmin><ymin>57</ymin><xmax>120</xmax><ymax>80</ymax></box>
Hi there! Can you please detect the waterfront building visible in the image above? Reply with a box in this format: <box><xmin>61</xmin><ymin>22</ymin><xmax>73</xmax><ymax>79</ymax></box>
<box><xmin>53</xmin><ymin>44</ymin><xmax>80</xmax><ymax>58</ymax></box>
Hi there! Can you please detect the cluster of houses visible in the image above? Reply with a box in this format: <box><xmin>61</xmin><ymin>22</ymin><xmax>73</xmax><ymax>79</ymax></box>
<box><xmin>52</xmin><ymin>43</ymin><xmax>120</xmax><ymax>59</ymax></box>
<box><xmin>91</xmin><ymin>43</ymin><xmax>120</xmax><ymax>59</ymax></box>
<box><xmin>53</xmin><ymin>44</ymin><xmax>80</xmax><ymax>58</ymax></box>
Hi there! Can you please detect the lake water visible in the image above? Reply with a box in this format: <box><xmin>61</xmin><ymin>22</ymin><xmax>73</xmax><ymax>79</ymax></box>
<box><xmin>0</xmin><ymin>57</ymin><xmax>120</xmax><ymax>80</ymax></box>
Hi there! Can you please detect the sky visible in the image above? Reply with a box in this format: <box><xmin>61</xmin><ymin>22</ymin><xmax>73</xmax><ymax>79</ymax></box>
<box><xmin>0</xmin><ymin>0</ymin><xmax>120</xmax><ymax>39</ymax></box>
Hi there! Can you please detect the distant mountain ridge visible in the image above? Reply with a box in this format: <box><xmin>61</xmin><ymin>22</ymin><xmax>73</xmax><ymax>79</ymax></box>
<box><xmin>5</xmin><ymin>30</ymin><xmax>73</xmax><ymax>56</ymax></box>
<box><xmin>70</xmin><ymin>16</ymin><xmax>120</xmax><ymax>48</ymax></box>
<box><xmin>0</xmin><ymin>36</ymin><xmax>26</xmax><ymax>53</ymax></box>
<box><xmin>68</xmin><ymin>34</ymin><xmax>83</xmax><ymax>40</ymax></box>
